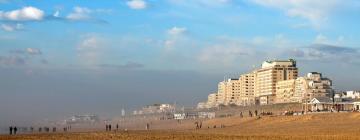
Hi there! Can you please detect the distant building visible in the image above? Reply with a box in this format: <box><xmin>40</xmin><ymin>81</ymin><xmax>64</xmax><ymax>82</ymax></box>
<box><xmin>255</xmin><ymin>59</ymin><xmax>298</xmax><ymax>105</ymax></box>
<box><xmin>237</xmin><ymin>72</ymin><xmax>256</xmax><ymax>106</ymax></box>
<box><xmin>133</xmin><ymin>104</ymin><xmax>175</xmax><ymax>115</ymax></box>
<box><xmin>295</xmin><ymin>72</ymin><xmax>334</xmax><ymax>102</ymax></box>
<box><xmin>173</xmin><ymin>113</ymin><xmax>186</xmax><ymax>120</ymax></box>
<box><xmin>65</xmin><ymin>115</ymin><xmax>99</xmax><ymax>124</ymax></box>
<box><xmin>198</xmin><ymin>59</ymin><xmax>339</xmax><ymax>108</ymax></box>
<box><xmin>197</xmin><ymin>102</ymin><xmax>207</xmax><ymax>109</ymax></box>
<box><xmin>275</xmin><ymin>79</ymin><xmax>297</xmax><ymax>103</ymax></box>
<box><xmin>198</xmin><ymin>112</ymin><xmax>215</xmax><ymax>119</ymax></box>
<box><xmin>275</xmin><ymin>72</ymin><xmax>334</xmax><ymax>104</ymax></box>
<box><xmin>345</xmin><ymin>91</ymin><xmax>360</xmax><ymax>99</ymax></box>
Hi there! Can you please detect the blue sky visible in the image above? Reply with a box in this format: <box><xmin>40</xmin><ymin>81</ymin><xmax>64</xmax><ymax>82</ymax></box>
<box><xmin>1</xmin><ymin>0</ymin><xmax>360</xmax><ymax>71</ymax></box>
<box><xmin>1</xmin><ymin>0</ymin><xmax>360</xmax><ymax>127</ymax></box>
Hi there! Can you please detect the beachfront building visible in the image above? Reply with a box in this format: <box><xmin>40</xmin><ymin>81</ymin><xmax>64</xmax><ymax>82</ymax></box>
<box><xmin>345</xmin><ymin>91</ymin><xmax>360</xmax><ymax>99</ymax></box>
<box><xmin>133</xmin><ymin>104</ymin><xmax>175</xmax><ymax>115</ymax></box>
<box><xmin>198</xmin><ymin>59</ymin><xmax>338</xmax><ymax>108</ymax></box>
<box><xmin>224</xmin><ymin>78</ymin><xmax>241</xmax><ymax>105</ymax></box>
<box><xmin>295</xmin><ymin>72</ymin><xmax>334</xmax><ymax>102</ymax></box>
<box><xmin>255</xmin><ymin>59</ymin><xmax>298</xmax><ymax>105</ymax></box>
<box><xmin>276</xmin><ymin>72</ymin><xmax>334</xmax><ymax>104</ymax></box>
<box><xmin>275</xmin><ymin>79</ymin><xmax>297</xmax><ymax>103</ymax></box>
<box><xmin>237</xmin><ymin>72</ymin><xmax>256</xmax><ymax>106</ymax></box>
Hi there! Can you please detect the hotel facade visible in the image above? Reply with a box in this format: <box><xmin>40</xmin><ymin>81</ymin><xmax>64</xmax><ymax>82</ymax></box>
<box><xmin>198</xmin><ymin>59</ymin><xmax>334</xmax><ymax>109</ymax></box>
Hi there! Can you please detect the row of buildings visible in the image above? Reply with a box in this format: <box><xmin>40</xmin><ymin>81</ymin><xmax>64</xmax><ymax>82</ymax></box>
<box><xmin>198</xmin><ymin>59</ymin><xmax>334</xmax><ymax>109</ymax></box>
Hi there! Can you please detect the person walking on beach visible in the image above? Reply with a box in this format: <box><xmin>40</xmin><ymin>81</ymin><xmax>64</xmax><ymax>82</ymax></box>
<box><xmin>146</xmin><ymin>123</ymin><xmax>150</xmax><ymax>130</ymax></box>
<box><xmin>255</xmin><ymin>110</ymin><xmax>258</xmax><ymax>116</ymax></box>
<box><xmin>109</xmin><ymin>124</ymin><xmax>112</xmax><ymax>131</ymax></box>
<box><xmin>13</xmin><ymin>126</ymin><xmax>17</xmax><ymax>135</ymax></box>
<box><xmin>240</xmin><ymin>112</ymin><xmax>243</xmax><ymax>118</ymax></box>
<box><xmin>116</xmin><ymin>124</ymin><xmax>119</xmax><ymax>131</ymax></box>
<box><xmin>9</xmin><ymin>126</ymin><xmax>13</xmax><ymax>135</ymax></box>
<box><xmin>106</xmin><ymin>124</ymin><xmax>108</xmax><ymax>131</ymax></box>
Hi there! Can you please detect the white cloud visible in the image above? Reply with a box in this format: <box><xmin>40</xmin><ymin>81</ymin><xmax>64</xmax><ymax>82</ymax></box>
<box><xmin>53</xmin><ymin>10</ymin><xmax>60</xmax><ymax>17</ymax></box>
<box><xmin>127</xmin><ymin>0</ymin><xmax>147</xmax><ymax>10</ymax></box>
<box><xmin>314</xmin><ymin>34</ymin><xmax>328</xmax><ymax>44</ymax></box>
<box><xmin>1</xmin><ymin>23</ymin><xmax>24</xmax><ymax>32</ymax></box>
<box><xmin>66</xmin><ymin>7</ymin><xmax>92</xmax><ymax>20</ymax></box>
<box><xmin>167</xmin><ymin>26</ymin><xmax>187</xmax><ymax>36</ymax></box>
<box><xmin>164</xmin><ymin>26</ymin><xmax>187</xmax><ymax>48</ymax></box>
<box><xmin>251</xmin><ymin>0</ymin><xmax>340</xmax><ymax>28</ymax></box>
<box><xmin>198</xmin><ymin>45</ymin><xmax>249</xmax><ymax>65</ymax></box>
<box><xmin>0</xmin><ymin>6</ymin><xmax>44</xmax><ymax>21</ymax></box>
<box><xmin>313</xmin><ymin>34</ymin><xmax>347</xmax><ymax>46</ymax></box>
<box><xmin>77</xmin><ymin>35</ymin><xmax>106</xmax><ymax>66</ymax></box>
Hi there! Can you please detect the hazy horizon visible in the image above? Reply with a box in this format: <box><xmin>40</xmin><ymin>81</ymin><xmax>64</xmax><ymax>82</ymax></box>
<box><xmin>1</xmin><ymin>0</ymin><xmax>360</xmax><ymax>130</ymax></box>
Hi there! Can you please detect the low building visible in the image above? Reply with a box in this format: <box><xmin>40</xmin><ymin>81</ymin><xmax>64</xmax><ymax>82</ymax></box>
<box><xmin>174</xmin><ymin>113</ymin><xmax>186</xmax><ymax>120</ymax></box>
<box><xmin>197</xmin><ymin>102</ymin><xmax>207</xmax><ymax>109</ymax></box>
<box><xmin>353</xmin><ymin>99</ymin><xmax>360</xmax><ymax>111</ymax></box>
<box><xmin>309</xmin><ymin>97</ymin><xmax>333</xmax><ymax>111</ymax></box>
<box><xmin>134</xmin><ymin>104</ymin><xmax>175</xmax><ymax>115</ymax></box>
<box><xmin>345</xmin><ymin>91</ymin><xmax>360</xmax><ymax>99</ymax></box>
<box><xmin>198</xmin><ymin>112</ymin><xmax>215</xmax><ymax>119</ymax></box>
<box><xmin>65</xmin><ymin>115</ymin><xmax>99</xmax><ymax>124</ymax></box>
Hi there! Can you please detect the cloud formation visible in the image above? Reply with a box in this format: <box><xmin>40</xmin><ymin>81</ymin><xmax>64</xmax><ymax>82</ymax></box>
<box><xmin>0</xmin><ymin>56</ymin><xmax>26</xmax><ymax>66</ymax></box>
<box><xmin>66</xmin><ymin>7</ymin><xmax>92</xmax><ymax>20</ymax></box>
<box><xmin>0</xmin><ymin>48</ymin><xmax>45</xmax><ymax>67</ymax></box>
<box><xmin>285</xmin><ymin>44</ymin><xmax>360</xmax><ymax>64</ymax></box>
<box><xmin>0</xmin><ymin>6</ymin><xmax>44</xmax><ymax>21</ymax></box>
<box><xmin>127</xmin><ymin>0</ymin><xmax>147</xmax><ymax>10</ymax></box>
<box><xmin>167</xmin><ymin>26</ymin><xmax>187</xmax><ymax>36</ymax></box>
<box><xmin>0</xmin><ymin>23</ymin><xmax>24</xmax><ymax>32</ymax></box>
<box><xmin>77</xmin><ymin>35</ymin><xmax>106</xmax><ymax>66</ymax></box>
<box><xmin>10</xmin><ymin>48</ymin><xmax>42</xmax><ymax>55</ymax></box>
<box><xmin>46</xmin><ymin>6</ymin><xmax>109</xmax><ymax>24</ymax></box>
<box><xmin>99</xmin><ymin>62</ymin><xmax>144</xmax><ymax>69</ymax></box>
<box><xmin>251</xmin><ymin>0</ymin><xmax>340</xmax><ymax>28</ymax></box>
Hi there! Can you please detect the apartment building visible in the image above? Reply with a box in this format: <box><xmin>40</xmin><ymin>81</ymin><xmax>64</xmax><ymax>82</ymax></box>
<box><xmin>198</xmin><ymin>59</ymin><xmax>335</xmax><ymax>108</ymax></box>
<box><xmin>237</xmin><ymin>72</ymin><xmax>256</xmax><ymax>106</ymax></box>
<box><xmin>255</xmin><ymin>59</ymin><xmax>298</xmax><ymax>105</ymax></box>
<box><xmin>275</xmin><ymin>79</ymin><xmax>296</xmax><ymax>103</ymax></box>
<box><xmin>295</xmin><ymin>72</ymin><xmax>333</xmax><ymax>102</ymax></box>
<box><xmin>224</xmin><ymin>79</ymin><xmax>241</xmax><ymax>105</ymax></box>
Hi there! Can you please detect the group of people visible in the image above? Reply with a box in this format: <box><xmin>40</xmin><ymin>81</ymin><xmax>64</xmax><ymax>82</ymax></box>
<box><xmin>194</xmin><ymin>121</ymin><xmax>202</xmax><ymax>129</ymax></box>
<box><xmin>9</xmin><ymin>125</ymin><xmax>72</xmax><ymax>135</ymax></box>
<box><xmin>240</xmin><ymin>110</ymin><xmax>273</xmax><ymax>118</ymax></box>
<box><xmin>9</xmin><ymin>126</ymin><xmax>18</xmax><ymax>135</ymax></box>
<box><xmin>105</xmin><ymin>124</ymin><xmax>119</xmax><ymax>131</ymax></box>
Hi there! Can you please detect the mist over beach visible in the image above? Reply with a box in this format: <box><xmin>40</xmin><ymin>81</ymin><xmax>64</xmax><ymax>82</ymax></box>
<box><xmin>1</xmin><ymin>0</ymin><xmax>360</xmax><ymax>139</ymax></box>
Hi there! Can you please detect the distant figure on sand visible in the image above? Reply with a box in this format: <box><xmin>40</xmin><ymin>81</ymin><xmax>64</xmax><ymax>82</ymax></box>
<box><xmin>116</xmin><ymin>124</ymin><xmax>119</xmax><ymax>131</ymax></box>
<box><xmin>255</xmin><ymin>110</ymin><xmax>258</xmax><ymax>116</ymax></box>
<box><xmin>9</xmin><ymin>126</ymin><xmax>13</xmax><ymax>135</ymax></box>
<box><xmin>249</xmin><ymin>111</ymin><xmax>253</xmax><ymax>117</ymax></box>
<box><xmin>109</xmin><ymin>124</ymin><xmax>112</xmax><ymax>131</ymax></box>
<box><xmin>106</xmin><ymin>125</ymin><xmax>108</xmax><ymax>131</ymax></box>
<box><xmin>146</xmin><ymin>123</ymin><xmax>150</xmax><ymax>130</ymax></box>
<box><xmin>13</xmin><ymin>127</ymin><xmax>17</xmax><ymax>135</ymax></box>
<box><xmin>240</xmin><ymin>112</ymin><xmax>243</xmax><ymax>118</ymax></box>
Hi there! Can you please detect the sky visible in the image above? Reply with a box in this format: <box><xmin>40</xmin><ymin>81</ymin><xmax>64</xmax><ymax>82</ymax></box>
<box><xmin>1</xmin><ymin>0</ymin><xmax>360</xmax><ymax>127</ymax></box>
